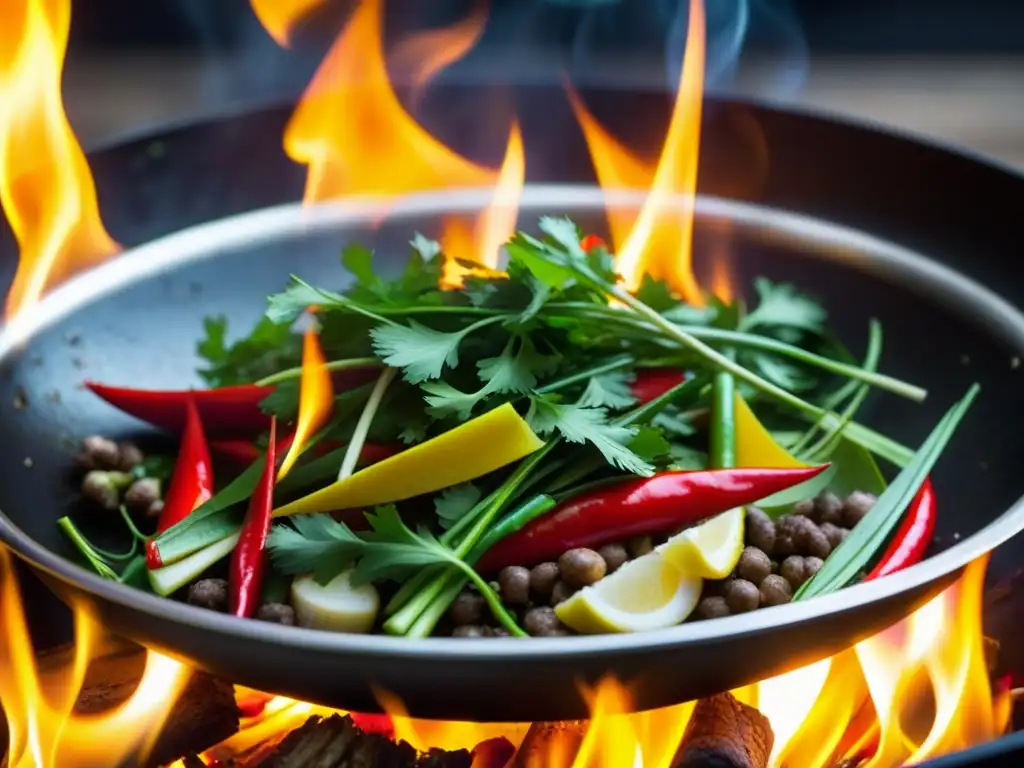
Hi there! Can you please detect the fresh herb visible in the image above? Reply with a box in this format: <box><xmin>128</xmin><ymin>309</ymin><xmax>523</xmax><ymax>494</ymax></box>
<box><xmin>198</xmin><ymin>315</ymin><xmax>299</xmax><ymax>387</ymax></box>
<box><xmin>434</xmin><ymin>483</ymin><xmax>483</xmax><ymax>529</ymax></box>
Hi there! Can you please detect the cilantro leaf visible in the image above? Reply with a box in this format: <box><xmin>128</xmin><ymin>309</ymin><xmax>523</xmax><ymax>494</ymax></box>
<box><xmin>341</xmin><ymin>243</ymin><xmax>378</xmax><ymax>288</ymax></box>
<box><xmin>421</xmin><ymin>380</ymin><xmax>483</xmax><ymax>421</ymax></box>
<box><xmin>629</xmin><ymin>426</ymin><xmax>672</xmax><ymax>462</ymax></box>
<box><xmin>411</xmin><ymin>233</ymin><xmax>442</xmax><ymax>261</ymax></box>
<box><xmin>652</xmin><ymin>409</ymin><xmax>697</xmax><ymax>437</ymax></box>
<box><xmin>371</xmin><ymin>321</ymin><xmax>468</xmax><ymax>384</ymax></box>
<box><xmin>742</xmin><ymin>278</ymin><xmax>826</xmax><ymax>334</ymax></box>
<box><xmin>749</xmin><ymin>354</ymin><xmax>818</xmax><ymax>392</ymax></box>
<box><xmin>578</xmin><ymin>371</ymin><xmax>638</xmax><ymax>410</ymax></box>
<box><xmin>528</xmin><ymin>396</ymin><xmax>653</xmax><ymax>476</ymax></box>
<box><xmin>267</xmin><ymin>514</ymin><xmax>366</xmax><ymax>585</ymax></box>
<box><xmin>434</xmin><ymin>483</ymin><xmax>482</xmax><ymax>529</ymax></box>
<box><xmin>197</xmin><ymin>314</ymin><xmax>298</xmax><ymax>387</ymax></box>
<box><xmin>352</xmin><ymin>505</ymin><xmax>454</xmax><ymax>584</ymax></box>
<box><xmin>669</xmin><ymin>444</ymin><xmax>708</xmax><ymax>470</ymax></box>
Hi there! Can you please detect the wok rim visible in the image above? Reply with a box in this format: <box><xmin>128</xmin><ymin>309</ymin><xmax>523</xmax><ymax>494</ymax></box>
<box><xmin>1</xmin><ymin>184</ymin><xmax>1022</xmax><ymax>664</ymax></box>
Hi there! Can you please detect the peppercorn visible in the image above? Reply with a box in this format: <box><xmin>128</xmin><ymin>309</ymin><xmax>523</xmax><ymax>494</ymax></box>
<box><xmin>804</xmin><ymin>556</ymin><xmax>824</xmax><ymax>578</ymax></box>
<box><xmin>498</xmin><ymin>566</ymin><xmax>531</xmax><ymax>605</ymax></box>
<box><xmin>759</xmin><ymin>574</ymin><xmax>793</xmax><ymax>606</ymax></box>
<box><xmin>490</xmin><ymin>627</ymin><xmax>511</xmax><ymax>638</ymax></box>
<box><xmin>550</xmin><ymin>581</ymin><xmax>576</xmax><ymax>606</ymax></box>
<box><xmin>598</xmin><ymin>542</ymin><xmax>629</xmax><ymax>573</ymax></box>
<box><xmin>78</xmin><ymin>435</ymin><xmax>121</xmax><ymax>471</ymax></box>
<box><xmin>777</xmin><ymin>514</ymin><xmax>815</xmax><ymax>546</ymax></box>
<box><xmin>116</xmin><ymin>441</ymin><xmax>145</xmax><ymax>472</ymax></box>
<box><xmin>814</xmin><ymin>492</ymin><xmax>844</xmax><ymax>525</ymax></box>
<box><xmin>124</xmin><ymin>477</ymin><xmax>161</xmax><ymax>512</ymax></box>
<box><xmin>774</xmin><ymin>534</ymin><xmax>796</xmax><ymax>559</ymax></box>
<box><xmin>695</xmin><ymin>596</ymin><xmax>731</xmax><ymax>620</ymax></box>
<box><xmin>779</xmin><ymin>556</ymin><xmax>807</xmax><ymax>589</ymax></box>
<box><xmin>792</xmin><ymin>499</ymin><xmax>816</xmax><ymax>520</ymax></box>
<box><xmin>453</xmin><ymin>625</ymin><xmax>490</xmax><ymax>638</ymax></box>
<box><xmin>724</xmin><ymin>579</ymin><xmax>760</xmax><ymax>613</ymax></box>
<box><xmin>819</xmin><ymin>522</ymin><xmax>849</xmax><ymax>549</ymax></box>
<box><xmin>81</xmin><ymin>470</ymin><xmax>130</xmax><ymax>511</ymax></box>
<box><xmin>523</xmin><ymin>607</ymin><xmax>567</xmax><ymax>637</ymax></box>
<box><xmin>744</xmin><ymin>507</ymin><xmax>776</xmax><ymax>556</ymax></box>
<box><xmin>843</xmin><ymin>491</ymin><xmax>877</xmax><ymax>527</ymax></box>
<box><xmin>256</xmin><ymin>603</ymin><xmax>296</xmax><ymax>625</ymax></box>
<box><xmin>626</xmin><ymin>536</ymin><xmax>654</xmax><ymax>558</ymax></box>
<box><xmin>145</xmin><ymin>499</ymin><xmax>164</xmax><ymax>520</ymax></box>
<box><xmin>803</xmin><ymin>527</ymin><xmax>832</xmax><ymax>560</ymax></box>
<box><xmin>449</xmin><ymin>592</ymin><xmax>486</xmax><ymax>626</ymax></box>
<box><xmin>187</xmin><ymin>578</ymin><xmax>229</xmax><ymax>611</ymax></box>
<box><xmin>558</xmin><ymin>548</ymin><xmax>607</xmax><ymax>589</ymax></box>
<box><xmin>736</xmin><ymin>547</ymin><xmax>772</xmax><ymax>586</ymax></box>
<box><xmin>529</xmin><ymin>562</ymin><xmax>560</xmax><ymax>599</ymax></box>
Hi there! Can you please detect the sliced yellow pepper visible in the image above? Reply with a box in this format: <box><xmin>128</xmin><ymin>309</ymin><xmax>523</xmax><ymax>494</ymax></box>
<box><xmin>734</xmin><ymin>392</ymin><xmax>807</xmax><ymax>469</ymax></box>
<box><xmin>273</xmin><ymin>403</ymin><xmax>545</xmax><ymax>517</ymax></box>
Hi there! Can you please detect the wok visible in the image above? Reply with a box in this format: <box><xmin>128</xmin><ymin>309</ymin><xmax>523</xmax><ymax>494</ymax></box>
<box><xmin>1</xmin><ymin>87</ymin><xmax>1024</xmax><ymax>722</ymax></box>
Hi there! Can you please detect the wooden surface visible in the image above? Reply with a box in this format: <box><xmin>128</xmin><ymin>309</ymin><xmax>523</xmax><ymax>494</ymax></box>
<box><xmin>62</xmin><ymin>54</ymin><xmax>1024</xmax><ymax>170</ymax></box>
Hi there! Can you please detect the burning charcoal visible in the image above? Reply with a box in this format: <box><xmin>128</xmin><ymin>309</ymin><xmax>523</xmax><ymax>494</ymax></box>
<box><xmin>78</xmin><ymin>435</ymin><xmax>121</xmax><ymax>471</ymax></box>
<box><xmin>843</xmin><ymin>491</ymin><xmax>877</xmax><ymax>527</ymax></box>
<box><xmin>695</xmin><ymin>596</ymin><xmax>730</xmax><ymax>620</ymax></box>
<box><xmin>257</xmin><ymin>603</ymin><xmax>296</xmax><ymax>626</ymax></box>
<box><xmin>529</xmin><ymin>562</ymin><xmax>560</xmax><ymax>600</ymax></box>
<box><xmin>498</xmin><ymin>566</ymin><xmax>531</xmax><ymax>605</ymax></box>
<box><xmin>744</xmin><ymin>508</ymin><xmax>775</xmax><ymax>556</ymax></box>
<box><xmin>673</xmin><ymin>692</ymin><xmax>774</xmax><ymax>768</ymax></box>
<box><xmin>813</xmin><ymin>492</ymin><xmax>844</xmax><ymax>526</ymax></box>
<box><xmin>758</xmin><ymin>575</ymin><xmax>792</xmax><ymax>607</ymax></box>
<box><xmin>598</xmin><ymin>542</ymin><xmax>629</xmax><ymax>573</ymax></box>
<box><xmin>558</xmin><ymin>548</ymin><xmax>607</xmax><ymax>588</ymax></box>
<box><xmin>124</xmin><ymin>477</ymin><xmax>161</xmax><ymax>512</ymax></box>
<box><xmin>188</xmin><ymin>578</ymin><xmax>229</xmax><ymax>612</ymax></box>
<box><xmin>724</xmin><ymin>579</ymin><xmax>760</xmax><ymax>613</ymax></box>
<box><xmin>735</xmin><ymin>547</ymin><xmax>772</xmax><ymax>586</ymax></box>
<box><xmin>116</xmin><ymin>441</ymin><xmax>145</xmax><ymax>471</ymax></box>
<box><xmin>513</xmin><ymin>720</ymin><xmax>588</xmax><ymax>767</ymax></box>
<box><xmin>471</xmin><ymin>737</ymin><xmax>516</xmax><ymax>768</ymax></box>
<box><xmin>524</xmin><ymin>607</ymin><xmax>568</xmax><ymax>637</ymax></box>
<box><xmin>550</xmin><ymin>581</ymin><xmax>576</xmax><ymax>607</ymax></box>
<box><xmin>449</xmin><ymin>592</ymin><xmax>485</xmax><ymax>626</ymax></box>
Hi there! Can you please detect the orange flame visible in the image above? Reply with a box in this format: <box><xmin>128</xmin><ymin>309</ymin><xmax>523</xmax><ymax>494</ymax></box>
<box><xmin>0</xmin><ymin>0</ymin><xmax>120</xmax><ymax>323</ymax></box>
<box><xmin>0</xmin><ymin>548</ymin><xmax>190</xmax><ymax>767</ymax></box>
<box><xmin>571</xmin><ymin>0</ymin><xmax>705</xmax><ymax>305</ymax></box>
<box><xmin>249</xmin><ymin>0</ymin><xmax>326</xmax><ymax>47</ymax></box>
<box><xmin>277</xmin><ymin>324</ymin><xmax>334</xmax><ymax>480</ymax></box>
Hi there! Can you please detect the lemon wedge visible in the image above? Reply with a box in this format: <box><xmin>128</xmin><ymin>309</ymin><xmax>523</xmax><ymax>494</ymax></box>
<box><xmin>659</xmin><ymin>507</ymin><xmax>746</xmax><ymax>580</ymax></box>
<box><xmin>554</xmin><ymin>553</ymin><xmax>702</xmax><ymax>633</ymax></box>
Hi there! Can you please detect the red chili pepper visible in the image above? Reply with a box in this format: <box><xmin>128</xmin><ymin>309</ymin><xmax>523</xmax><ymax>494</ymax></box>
<box><xmin>866</xmin><ymin>477</ymin><xmax>936</xmax><ymax>580</ymax></box>
<box><xmin>476</xmin><ymin>464</ymin><xmax>830</xmax><ymax>572</ymax></box>
<box><xmin>85</xmin><ymin>381</ymin><xmax>273</xmax><ymax>435</ymax></box>
<box><xmin>631</xmin><ymin>369</ymin><xmax>689</xmax><ymax>404</ymax></box>
<box><xmin>580</xmin><ymin>234</ymin><xmax>606</xmax><ymax>251</ymax></box>
<box><xmin>155</xmin><ymin>396</ymin><xmax>215</xmax><ymax>534</ymax></box>
<box><xmin>210</xmin><ymin>434</ymin><xmax>400</xmax><ymax>468</ymax></box>
<box><xmin>230</xmin><ymin>417</ymin><xmax>278</xmax><ymax>618</ymax></box>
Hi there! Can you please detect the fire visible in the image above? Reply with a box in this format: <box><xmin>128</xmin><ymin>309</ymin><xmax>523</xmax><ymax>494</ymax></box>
<box><xmin>249</xmin><ymin>0</ymin><xmax>325</xmax><ymax>47</ymax></box>
<box><xmin>0</xmin><ymin>0</ymin><xmax>119</xmax><ymax>324</ymax></box>
<box><xmin>277</xmin><ymin>324</ymin><xmax>334</xmax><ymax>480</ymax></box>
<box><xmin>570</xmin><ymin>0</ymin><xmax>706</xmax><ymax>305</ymax></box>
<box><xmin>0</xmin><ymin>548</ymin><xmax>191</xmax><ymax>767</ymax></box>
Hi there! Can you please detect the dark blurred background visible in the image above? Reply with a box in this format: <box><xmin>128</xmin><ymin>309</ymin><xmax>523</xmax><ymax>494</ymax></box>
<box><xmin>62</xmin><ymin>0</ymin><xmax>1024</xmax><ymax>165</ymax></box>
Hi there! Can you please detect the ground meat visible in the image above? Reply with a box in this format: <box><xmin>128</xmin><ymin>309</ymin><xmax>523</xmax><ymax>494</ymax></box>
<box><xmin>257</xmin><ymin>603</ymin><xmax>296</xmax><ymax>625</ymax></box>
<box><xmin>523</xmin><ymin>607</ymin><xmax>567</xmax><ymax>637</ymax></box>
<box><xmin>724</xmin><ymin>579</ymin><xmax>760</xmax><ymax>613</ymax></box>
<box><xmin>498</xmin><ymin>566</ymin><xmax>531</xmax><ymax>605</ymax></box>
<box><xmin>759</xmin><ymin>575</ymin><xmax>792</xmax><ymax>606</ymax></box>
<box><xmin>744</xmin><ymin>508</ymin><xmax>776</xmax><ymax>556</ymax></box>
<box><xmin>449</xmin><ymin>592</ymin><xmax>485</xmax><ymax>626</ymax></box>
<box><xmin>558</xmin><ymin>549</ymin><xmax>606</xmax><ymax>589</ymax></box>
<box><xmin>597</xmin><ymin>542</ymin><xmax>629</xmax><ymax>573</ymax></box>
<box><xmin>735</xmin><ymin>547</ymin><xmax>772</xmax><ymax>586</ymax></box>
<box><xmin>187</xmin><ymin>579</ymin><xmax>229</xmax><ymax>612</ymax></box>
<box><xmin>529</xmin><ymin>562</ymin><xmax>560</xmax><ymax>599</ymax></box>
<box><xmin>695</xmin><ymin>596</ymin><xmax>731</xmax><ymax>620</ymax></box>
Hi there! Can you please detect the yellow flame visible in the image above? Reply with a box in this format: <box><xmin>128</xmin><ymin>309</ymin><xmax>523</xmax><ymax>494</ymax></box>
<box><xmin>0</xmin><ymin>0</ymin><xmax>120</xmax><ymax>323</ymax></box>
<box><xmin>278</xmin><ymin>325</ymin><xmax>334</xmax><ymax>480</ymax></box>
<box><xmin>0</xmin><ymin>548</ymin><xmax>191</xmax><ymax>767</ymax></box>
<box><xmin>249</xmin><ymin>0</ymin><xmax>326</xmax><ymax>46</ymax></box>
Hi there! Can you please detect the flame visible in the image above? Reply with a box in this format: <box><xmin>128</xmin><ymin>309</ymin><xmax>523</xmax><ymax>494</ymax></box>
<box><xmin>277</xmin><ymin>325</ymin><xmax>334</xmax><ymax>480</ymax></box>
<box><xmin>0</xmin><ymin>0</ymin><xmax>120</xmax><ymax>323</ymax></box>
<box><xmin>0</xmin><ymin>548</ymin><xmax>190</xmax><ymax>767</ymax></box>
<box><xmin>250</xmin><ymin>0</ymin><xmax>326</xmax><ymax>47</ymax></box>
<box><xmin>572</xmin><ymin>0</ymin><xmax>706</xmax><ymax>304</ymax></box>
<box><xmin>275</xmin><ymin>0</ymin><xmax>495</xmax><ymax>205</ymax></box>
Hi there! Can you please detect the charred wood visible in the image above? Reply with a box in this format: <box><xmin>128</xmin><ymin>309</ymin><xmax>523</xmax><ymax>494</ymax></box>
<box><xmin>673</xmin><ymin>693</ymin><xmax>774</xmax><ymax>768</ymax></box>
<box><xmin>511</xmin><ymin>720</ymin><xmax>588</xmax><ymax>767</ymax></box>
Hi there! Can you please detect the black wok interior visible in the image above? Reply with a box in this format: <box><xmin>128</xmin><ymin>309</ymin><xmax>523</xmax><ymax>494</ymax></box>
<box><xmin>1</xmin><ymin>85</ymin><xmax>1024</xmax><ymax>720</ymax></box>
